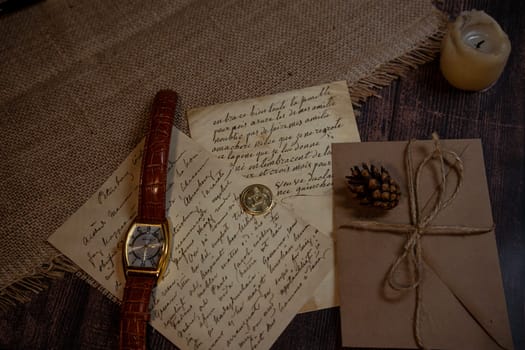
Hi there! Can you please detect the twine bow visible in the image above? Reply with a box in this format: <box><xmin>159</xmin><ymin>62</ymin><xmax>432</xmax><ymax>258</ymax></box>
<box><xmin>340</xmin><ymin>134</ymin><xmax>493</xmax><ymax>349</ymax></box>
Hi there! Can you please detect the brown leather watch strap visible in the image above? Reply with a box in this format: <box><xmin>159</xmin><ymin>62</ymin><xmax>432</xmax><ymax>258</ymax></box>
<box><xmin>119</xmin><ymin>275</ymin><xmax>156</xmax><ymax>350</ymax></box>
<box><xmin>137</xmin><ymin>90</ymin><xmax>178</xmax><ymax>223</ymax></box>
<box><xmin>120</xmin><ymin>90</ymin><xmax>177</xmax><ymax>350</ymax></box>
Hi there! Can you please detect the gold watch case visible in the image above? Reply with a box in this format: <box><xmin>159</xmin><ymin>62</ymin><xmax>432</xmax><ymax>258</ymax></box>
<box><xmin>122</xmin><ymin>219</ymin><xmax>171</xmax><ymax>281</ymax></box>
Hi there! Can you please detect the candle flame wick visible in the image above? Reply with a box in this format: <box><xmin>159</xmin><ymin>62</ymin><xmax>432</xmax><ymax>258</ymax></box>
<box><xmin>476</xmin><ymin>40</ymin><xmax>485</xmax><ymax>49</ymax></box>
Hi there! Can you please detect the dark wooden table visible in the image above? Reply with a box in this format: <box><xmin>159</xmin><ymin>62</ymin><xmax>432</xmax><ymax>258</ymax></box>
<box><xmin>1</xmin><ymin>0</ymin><xmax>523</xmax><ymax>349</ymax></box>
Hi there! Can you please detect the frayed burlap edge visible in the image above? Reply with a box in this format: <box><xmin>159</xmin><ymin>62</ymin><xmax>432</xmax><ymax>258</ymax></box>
<box><xmin>0</xmin><ymin>254</ymin><xmax>78</xmax><ymax>311</ymax></box>
<box><xmin>74</xmin><ymin>266</ymin><xmax>121</xmax><ymax>305</ymax></box>
<box><xmin>349</xmin><ymin>9</ymin><xmax>448</xmax><ymax>107</ymax></box>
<box><xmin>0</xmin><ymin>8</ymin><xmax>448</xmax><ymax>313</ymax></box>
<box><xmin>0</xmin><ymin>254</ymin><xmax>121</xmax><ymax>312</ymax></box>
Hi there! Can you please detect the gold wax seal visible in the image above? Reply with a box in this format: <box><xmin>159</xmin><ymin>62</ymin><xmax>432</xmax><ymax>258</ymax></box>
<box><xmin>240</xmin><ymin>184</ymin><xmax>274</xmax><ymax>215</ymax></box>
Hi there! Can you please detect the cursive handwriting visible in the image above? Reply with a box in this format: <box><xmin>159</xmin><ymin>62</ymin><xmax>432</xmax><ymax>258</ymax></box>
<box><xmin>49</xmin><ymin>129</ymin><xmax>333</xmax><ymax>350</ymax></box>
<box><xmin>152</xmin><ymin>137</ymin><xmax>332</xmax><ymax>349</ymax></box>
<box><xmin>189</xmin><ymin>82</ymin><xmax>355</xmax><ymax>201</ymax></box>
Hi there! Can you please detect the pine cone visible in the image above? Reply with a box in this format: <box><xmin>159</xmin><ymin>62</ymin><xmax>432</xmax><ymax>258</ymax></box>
<box><xmin>345</xmin><ymin>164</ymin><xmax>401</xmax><ymax>209</ymax></box>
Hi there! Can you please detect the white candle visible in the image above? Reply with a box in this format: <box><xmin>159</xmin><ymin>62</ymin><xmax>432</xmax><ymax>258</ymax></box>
<box><xmin>440</xmin><ymin>10</ymin><xmax>511</xmax><ymax>91</ymax></box>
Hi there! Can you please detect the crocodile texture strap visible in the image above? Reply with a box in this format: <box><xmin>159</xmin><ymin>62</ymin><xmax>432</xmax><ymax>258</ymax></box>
<box><xmin>119</xmin><ymin>275</ymin><xmax>156</xmax><ymax>350</ymax></box>
<box><xmin>137</xmin><ymin>89</ymin><xmax>177</xmax><ymax>223</ymax></box>
<box><xmin>120</xmin><ymin>90</ymin><xmax>177</xmax><ymax>350</ymax></box>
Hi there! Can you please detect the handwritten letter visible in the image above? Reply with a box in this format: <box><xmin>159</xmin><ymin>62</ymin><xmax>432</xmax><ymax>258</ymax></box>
<box><xmin>49</xmin><ymin>129</ymin><xmax>332</xmax><ymax>350</ymax></box>
<box><xmin>188</xmin><ymin>81</ymin><xmax>359</xmax><ymax>204</ymax></box>
<box><xmin>188</xmin><ymin>81</ymin><xmax>360</xmax><ymax>311</ymax></box>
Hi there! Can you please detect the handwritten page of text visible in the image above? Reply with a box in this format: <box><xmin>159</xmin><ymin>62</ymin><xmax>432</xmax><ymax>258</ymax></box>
<box><xmin>49</xmin><ymin>129</ymin><xmax>332</xmax><ymax>350</ymax></box>
<box><xmin>188</xmin><ymin>81</ymin><xmax>360</xmax><ymax>311</ymax></box>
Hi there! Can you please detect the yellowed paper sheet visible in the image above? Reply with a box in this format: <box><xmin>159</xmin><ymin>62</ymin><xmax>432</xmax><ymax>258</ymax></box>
<box><xmin>187</xmin><ymin>81</ymin><xmax>360</xmax><ymax>311</ymax></box>
<box><xmin>48</xmin><ymin>129</ymin><xmax>332</xmax><ymax>350</ymax></box>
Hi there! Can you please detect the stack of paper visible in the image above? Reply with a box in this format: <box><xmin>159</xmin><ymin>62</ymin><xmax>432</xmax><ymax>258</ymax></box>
<box><xmin>49</xmin><ymin>81</ymin><xmax>360</xmax><ymax>349</ymax></box>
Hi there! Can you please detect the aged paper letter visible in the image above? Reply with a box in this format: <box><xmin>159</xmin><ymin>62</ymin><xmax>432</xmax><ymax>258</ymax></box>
<box><xmin>49</xmin><ymin>129</ymin><xmax>332</xmax><ymax>350</ymax></box>
<box><xmin>187</xmin><ymin>81</ymin><xmax>359</xmax><ymax>311</ymax></box>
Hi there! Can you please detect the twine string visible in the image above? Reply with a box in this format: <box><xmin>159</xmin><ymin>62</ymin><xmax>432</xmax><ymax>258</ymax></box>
<box><xmin>339</xmin><ymin>134</ymin><xmax>493</xmax><ymax>349</ymax></box>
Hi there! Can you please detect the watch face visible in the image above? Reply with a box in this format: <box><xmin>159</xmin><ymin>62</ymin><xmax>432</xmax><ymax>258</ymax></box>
<box><xmin>125</xmin><ymin>224</ymin><xmax>166</xmax><ymax>269</ymax></box>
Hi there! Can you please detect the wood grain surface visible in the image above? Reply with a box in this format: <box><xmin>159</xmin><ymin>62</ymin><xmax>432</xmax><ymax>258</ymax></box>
<box><xmin>1</xmin><ymin>0</ymin><xmax>523</xmax><ymax>349</ymax></box>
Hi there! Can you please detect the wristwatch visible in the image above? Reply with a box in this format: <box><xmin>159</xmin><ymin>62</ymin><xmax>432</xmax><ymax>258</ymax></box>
<box><xmin>119</xmin><ymin>90</ymin><xmax>177</xmax><ymax>350</ymax></box>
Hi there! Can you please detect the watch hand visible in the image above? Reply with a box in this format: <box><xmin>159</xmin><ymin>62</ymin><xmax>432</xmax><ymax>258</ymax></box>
<box><xmin>142</xmin><ymin>245</ymin><xmax>148</xmax><ymax>262</ymax></box>
<box><xmin>128</xmin><ymin>246</ymin><xmax>142</xmax><ymax>253</ymax></box>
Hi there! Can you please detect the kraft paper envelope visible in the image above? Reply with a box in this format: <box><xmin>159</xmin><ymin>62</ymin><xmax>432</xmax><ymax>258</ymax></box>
<box><xmin>332</xmin><ymin>139</ymin><xmax>513</xmax><ymax>349</ymax></box>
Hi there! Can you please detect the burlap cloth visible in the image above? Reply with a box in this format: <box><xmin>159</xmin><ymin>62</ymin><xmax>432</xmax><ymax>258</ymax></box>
<box><xmin>0</xmin><ymin>0</ymin><xmax>446</xmax><ymax>308</ymax></box>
